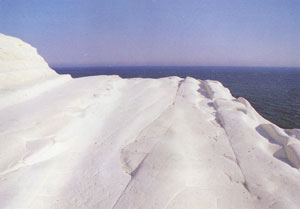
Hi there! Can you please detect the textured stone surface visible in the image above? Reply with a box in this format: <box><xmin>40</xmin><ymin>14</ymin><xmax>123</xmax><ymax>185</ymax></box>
<box><xmin>0</xmin><ymin>33</ymin><xmax>300</xmax><ymax>209</ymax></box>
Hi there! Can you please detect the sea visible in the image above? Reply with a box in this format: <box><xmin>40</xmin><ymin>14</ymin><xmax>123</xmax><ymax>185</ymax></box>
<box><xmin>53</xmin><ymin>66</ymin><xmax>300</xmax><ymax>129</ymax></box>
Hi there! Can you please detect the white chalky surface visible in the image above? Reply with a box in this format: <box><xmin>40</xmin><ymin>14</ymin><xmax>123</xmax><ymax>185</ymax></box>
<box><xmin>0</xmin><ymin>33</ymin><xmax>300</xmax><ymax>209</ymax></box>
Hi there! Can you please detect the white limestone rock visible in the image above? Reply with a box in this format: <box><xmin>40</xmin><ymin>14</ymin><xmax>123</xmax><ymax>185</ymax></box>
<box><xmin>0</xmin><ymin>33</ymin><xmax>58</xmax><ymax>88</ymax></box>
<box><xmin>0</xmin><ymin>33</ymin><xmax>299</xmax><ymax>209</ymax></box>
<box><xmin>0</xmin><ymin>33</ymin><xmax>70</xmax><ymax>109</ymax></box>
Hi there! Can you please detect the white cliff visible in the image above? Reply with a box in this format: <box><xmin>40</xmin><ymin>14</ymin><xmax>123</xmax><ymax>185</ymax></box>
<box><xmin>0</xmin><ymin>33</ymin><xmax>299</xmax><ymax>209</ymax></box>
<box><xmin>0</xmin><ymin>34</ymin><xmax>70</xmax><ymax>109</ymax></box>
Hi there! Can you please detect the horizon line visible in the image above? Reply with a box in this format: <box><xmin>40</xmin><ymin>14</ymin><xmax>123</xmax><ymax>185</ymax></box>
<box><xmin>50</xmin><ymin>64</ymin><xmax>300</xmax><ymax>69</ymax></box>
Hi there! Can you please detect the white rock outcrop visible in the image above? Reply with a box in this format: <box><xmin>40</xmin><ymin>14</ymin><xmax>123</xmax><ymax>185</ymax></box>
<box><xmin>0</xmin><ymin>34</ymin><xmax>58</xmax><ymax>88</ymax></box>
<box><xmin>0</xmin><ymin>33</ymin><xmax>300</xmax><ymax>209</ymax></box>
<box><xmin>0</xmin><ymin>34</ymin><xmax>70</xmax><ymax>109</ymax></box>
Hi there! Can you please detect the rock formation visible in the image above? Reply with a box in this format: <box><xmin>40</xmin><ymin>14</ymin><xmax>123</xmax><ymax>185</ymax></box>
<box><xmin>0</xmin><ymin>33</ymin><xmax>299</xmax><ymax>209</ymax></box>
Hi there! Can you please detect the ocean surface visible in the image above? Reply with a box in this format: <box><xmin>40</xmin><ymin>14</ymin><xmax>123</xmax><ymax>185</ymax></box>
<box><xmin>53</xmin><ymin>66</ymin><xmax>300</xmax><ymax>129</ymax></box>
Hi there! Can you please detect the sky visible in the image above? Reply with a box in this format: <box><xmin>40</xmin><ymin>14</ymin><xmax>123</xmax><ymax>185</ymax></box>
<box><xmin>0</xmin><ymin>0</ymin><xmax>300</xmax><ymax>67</ymax></box>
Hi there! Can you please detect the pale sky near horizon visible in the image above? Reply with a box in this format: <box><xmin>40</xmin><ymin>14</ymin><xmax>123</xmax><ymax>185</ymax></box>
<box><xmin>0</xmin><ymin>0</ymin><xmax>300</xmax><ymax>67</ymax></box>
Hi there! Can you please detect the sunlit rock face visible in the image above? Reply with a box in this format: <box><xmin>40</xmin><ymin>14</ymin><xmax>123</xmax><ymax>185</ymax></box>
<box><xmin>0</xmin><ymin>33</ymin><xmax>300</xmax><ymax>209</ymax></box>
<box><xmin>0</xmin><ymin>33</ymin><xmax>58</xmax><ymax>88</ymax></box>
<box><xmin>0</xmin><ymin>33</ymin><xmax>70</xmax><ymax>109</ymax></box>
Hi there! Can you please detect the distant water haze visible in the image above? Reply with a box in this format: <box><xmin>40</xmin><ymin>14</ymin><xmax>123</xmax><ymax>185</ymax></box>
<box><xmin>1</xmin><ymin>0</ymin><xmax>300</xmax><ymax>67</ymax></box>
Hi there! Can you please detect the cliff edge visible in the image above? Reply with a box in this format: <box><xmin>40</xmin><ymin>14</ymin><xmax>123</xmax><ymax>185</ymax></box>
<box><xmin>0</xmin><ymin>33</ymin><xmax>299</xmax><ymax>209</ymax></box>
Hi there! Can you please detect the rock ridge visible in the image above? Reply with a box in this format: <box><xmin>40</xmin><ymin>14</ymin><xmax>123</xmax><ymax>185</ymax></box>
<box><xmin>0</xmin><ymin>33</ymin><xmax>300</xmax><ymax>209</ymax></box>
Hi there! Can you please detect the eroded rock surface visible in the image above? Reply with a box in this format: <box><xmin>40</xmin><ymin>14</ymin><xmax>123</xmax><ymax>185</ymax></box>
<box><xmin>0</xmin><ymin>33</ymin><xmax>300</xmax><ymax>209</ymax></box>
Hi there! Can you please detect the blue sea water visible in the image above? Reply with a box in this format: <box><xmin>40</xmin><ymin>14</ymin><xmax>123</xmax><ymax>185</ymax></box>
<box><xmin>53</xmin><ymin>66</ymin><xmax>300</xmax><ymax>129</ymax></box>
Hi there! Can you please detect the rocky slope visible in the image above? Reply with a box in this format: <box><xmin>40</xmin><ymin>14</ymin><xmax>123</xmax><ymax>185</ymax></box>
<box><xmin>0</xmin><ymin>33</ymin><xmax>300</xmax><ymax>209</ymax></box>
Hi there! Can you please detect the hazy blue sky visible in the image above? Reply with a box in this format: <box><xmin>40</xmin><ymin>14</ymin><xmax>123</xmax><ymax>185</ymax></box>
<box><xmin>0</xmin><ymin>0</ymin><xmax>300</xmax><ymax>67</ymax></box>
